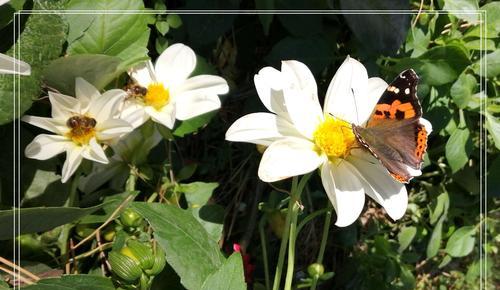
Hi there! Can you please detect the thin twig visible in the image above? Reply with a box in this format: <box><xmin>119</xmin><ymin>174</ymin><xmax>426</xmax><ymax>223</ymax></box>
<box><xmin>0</xmin><ymin>265</ymin><xmax>35</xmax><ymax>285</ymax></box>
<box><xmin>73</xmin><ymin>194</ymin><xmax>135</xmax><ymax>249</ymax></box>
<box><xmin>0</xmin><ymin>257</ymin><xmax>39</xmax><ymax>282</ymax></box>
<box><xmin>411</xmin><ymin>0</ymin><xmax>425</xmax><ymax>28</ymax></box>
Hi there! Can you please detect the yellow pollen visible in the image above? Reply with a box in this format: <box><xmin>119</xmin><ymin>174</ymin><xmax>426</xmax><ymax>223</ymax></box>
<box><xmin>66</xmin><ymin>115</ymin><xmax>97</xmax><ymax>146</ymax></box>
<box><xmin>144</xmin><ymin>83</ymin><xmax>170</xmax><ymax>110</ymax></box>
<box><xmin>313</xmin><ymin>115</ymin><xmax>355</xmax><ymax>159</ymax></box>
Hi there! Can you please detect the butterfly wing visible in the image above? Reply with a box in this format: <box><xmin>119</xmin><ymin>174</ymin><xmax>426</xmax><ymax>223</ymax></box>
<box><xmin>353</xmin><ymin>69</ymin><xmax>428</xmax><ymax>183</ymax></box>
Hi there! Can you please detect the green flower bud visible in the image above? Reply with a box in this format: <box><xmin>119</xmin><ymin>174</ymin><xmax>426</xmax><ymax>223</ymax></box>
<box><xmin>108</xmin><ymin>251</ymin><xmax>142</xmax><ymax>282</ymax></box>
<box><xmin>75</xmin><ymin>224</ymin><xmax>95</xmax><ymax>239</ymax></box>
<box><xmin>127</xmin><ymin>240</ymin><xmax>155</xmax><ymax>270</ymax></box>
<box><xmin>145</xmin><ymin>245</ymin><xmax>166</xmax><ymax>276</ymax></box>
<box><xmin>120</xmin><ymin>208</ymin><xmax>143</xmax><ymax>228</ymax></box>
<box><xmin>307</xmin><ymin>263</ymin><xmax>325</xmax><ymax>278</ymax></box>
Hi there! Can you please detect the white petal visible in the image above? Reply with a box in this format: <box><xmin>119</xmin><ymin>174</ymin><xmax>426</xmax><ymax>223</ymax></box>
<box><xmin>128</xmin><ymin>60</ymin><xmax>156</xmax><ymax>87</ymax></box>
<box><xmin>24</xmin><ymin>134</ymin><xmax>71</xmax><ymax>160</ymax></box>
<box><xmin>96</xmin><ymin>119</ymin><xmax>133</xmax><ymax>141</ymax></box>
<box><xmin>281</xmin><ymin>60</ymin><xmax>319</xmax><ymax>104</ymax></box>
<box><xmin>145</xmin><ymin>105</ymin><xmax>176</xmax><ymax>129</ymax></box>
<box><xmin>174</xmin><ymin>75</ymin><xmax>229</xmax><ymax>97</ymax></box>
<box><xmin>258</xmin><ymin>137</ymin><xmax>323</xmax><ymax>182</ymax></box>
<box><xmin>225</xmin><ymin>112</ymin><xmax>302</xmax><ymax>146</ymax></box>
<box><xmin>21</xmin><ymin>115</ymin><xmax>68</xmax><ymax>135</ymax></box>
<box><xmin>175</xmin><ymin>93</ymin><xmax>221</xmax><ymax>121</ymax></box>
<box><xmin>0</xmin><ymin>53</ymin><xmax>31</xmax><ymax>75</ymax></box>
<box><xmin>358</xmin><ymin>77</ymin><xmax>388</xmax><ymax>125</ymax></box>
<box><xmin>155</xmin><ymin>43</ymin><xmax>196</xmax><ymax>87</ymax></box>
<box><xmin>61</xmin><ymin>146</ymin><xmax>84</xmax><ymax>183</ymax></box>
<box><xmin>324</xmin><ymin>56</ymin><xmax>369</xmax><ymax>125</ymax></box>
<box><xmin>88</xmin><ymin>89</ymin><xmax>126</xmax><ymax>122</ymax></box>
<box><xmin>420</xmin><ymin>118</ymin><xmax>433</xmax><ymax>135</ymax></box>
<box><xmin>0</xmin><ymin>1</ymin><xmax>9</xmax><ymax>7</ymax></box>
<box><xmin>49</xmin><ymin>92</ymin><xmax>80</xmax><ymax>120</ymax></box>
<box><xmin>348</xmin><ymin>150</ymin><xmax>408</xmax><ymax>220</ymax></box>
<box><xmin>321</xmin><ymin>160</ymin><xmax>365</xmax><ymax>227</ymax></box>
<box><xmin>283</xmin><ymin>88</ymin><xmax>323</xmax><ymax>139</ymax></box>
<box><xmin>120</xmin><ymin>101</ymin><xmax>149</xmax><ymax>129</ymax></box>
<box><xmin>254</xmin><ymin>66</ymin><xmax>291</xmax><ymax>116</ymax></box>
<box><xmin>75</xmin><ymin>77</ymin><xmax>100</xmax><ymax>111</ymax></box>
<box><xmin>81</xmin><ymin>138</ymin><xmax>108</xmax><ymax>164</ymax></box>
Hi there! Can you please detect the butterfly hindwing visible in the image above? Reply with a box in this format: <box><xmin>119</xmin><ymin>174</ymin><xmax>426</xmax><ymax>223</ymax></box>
<box><xmin>353</xmin><ymin>69</ymin><xmax>428</xmax><ymax>183</ymax></box>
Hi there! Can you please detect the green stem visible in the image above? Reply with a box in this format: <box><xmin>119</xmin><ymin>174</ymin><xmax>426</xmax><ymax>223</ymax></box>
<box><xmin>271</xmin><ymin>177</ymin><xmax>297</xmax><ymax>290</ymax></box>
<box><xmin>310</xmin><ymin>203</ymin><xmax>333</xmax><ymax>290</ymax></box>
<box><xmin>126</xmin><ymin>166</ymin><xmax>137</xmax><ymax>192</ymax></box>
<box><xmin>59</xmin><ymin>172</ymin><xmax>81</xmax><ymax>256</ymax></box>
<box><xmin>259</xmin><ymin>216</ymin><xmax>270</xmax><ymax>290</ymax></box>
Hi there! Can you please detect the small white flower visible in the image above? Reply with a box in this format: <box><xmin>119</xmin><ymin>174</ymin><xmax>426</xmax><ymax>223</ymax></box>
<box><xmin>226</xmin><ymin>57</ymin><xmax>431</xmax><ymax>227</ymax></box>
<box><xmin>0</xmin><ymin>1</ymin><xmax>10</xmax><ymax>7</ymax></box>
<box><xmin>0</xmin><ymin>53</ymin><xmax>31</xmax><ymax>75</ymax></box>
<box><xmin>23</xmin><ymin>78</ymin><xmax>133</xmax><ymax>183</ymax></box>
<box><xmin>122</xmin><ymin>43</ymin><xmax>229</xmax><ymax>129</ymax></box>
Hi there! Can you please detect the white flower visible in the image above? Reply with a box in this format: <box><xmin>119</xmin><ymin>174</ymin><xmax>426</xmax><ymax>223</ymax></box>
<box><xmin>121</xmin><ymin>43</ymin><xmax>229</xmax><ymax>129</ymax></box>
<box><xmin>0</xmin><ymin>1</ymin><xmax>10</xmax><ymax>7</ymax></box>
<box><xmin>226</xmin><ymin>57</ymin><xmax>432</xmax><ymax>227</ymax></box>
<box><xmin>0</xmin><ymin>53</ymin><xmax>31</xmax><ymax>75</ymax></box>
<box><xmin>22</xmin><ymin>78</ymin><xmax>133</xmax><ymax>183</ymax></box>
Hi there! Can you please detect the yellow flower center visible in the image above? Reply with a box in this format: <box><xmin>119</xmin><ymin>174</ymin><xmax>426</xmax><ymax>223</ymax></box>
<box><xmin>144</xmin><ymin>83</ymin><xmax>170</xmax><ymax>110</ymax></box>
<box><xmin>66</xmin><ymin>115</ymin><xmax>97</xmax><ymax>146</ymax></box>
<box><xmin>313</xmin><ymin>115</ymin><xmax>355</xmax><ymax>159</ymax></box>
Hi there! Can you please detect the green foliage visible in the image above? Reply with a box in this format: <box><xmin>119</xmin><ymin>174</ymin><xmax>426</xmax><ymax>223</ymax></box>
<box><xmin>200</xmin><ymin>253</ymin><xmax>246</xmax><ymax>290</ymax></box>
<box><xmin>21</xmin><ymin>275</ymin><xmax>115</xmax><ymax>290</ymax></box>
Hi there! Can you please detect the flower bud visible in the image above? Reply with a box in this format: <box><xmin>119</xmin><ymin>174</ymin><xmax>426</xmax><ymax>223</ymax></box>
<box><xmin>108</xmin><ymin>251</ymin><xmax>142</xmax><ymax>282</ymax></box>
<box><xmin>307</xmin><ymin>263</ymin><xmax>325</xmax><ymax>278</ymax></box>
<box><xmin>145</xmin><ymin>245</ymin><xmax>166</xmax><ymax>276</ymax></box>
<box><xmin>120</xmin><ymin>208</ymin><xmax>143</xmax><ymax>228</ymax></box>
<box><xmin>127</xmin><ymin>240</ymin><xmax>155</xmax><ymax>270</ymax></box>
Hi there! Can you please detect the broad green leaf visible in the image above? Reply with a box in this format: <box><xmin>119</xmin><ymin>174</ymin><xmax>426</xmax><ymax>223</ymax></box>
<box><xmin>255</xmin><ymin>0</ymin><xmax>274</xmax><ymax>35</ymax></box>
<box><xmin>166</xmin><ymin>14</ymin><xmax>183</xmax><ymax>29</ymax></box>
<box><xmin>445</xmin><ymin>226</ymin><xmax>476</xmax><ymax>257</ymax></box>
<box><xmin>464</xmin><ymin>39</ymin><xmax>495</xmax><ymax>51</ymax></box>
<box><xmin>398</xmin><ymin>226</ymin><xmax>417</xmax><ymax>253</ymax></box>
<box><xmin>450</xmin><ymin>72</ymin><xmax>477</xmax><ymax>109</ymax></box>
<box><xmin>66</xmin><ymin>0</ymin><xmax>151</xmax><ymax>70</ymax></box>
<box><xmin>131</xmin><ymin>202</ymin><xmax>224</xmax><ymax>290</ymax></box>
<box><xmin>173</xmin><ymin>111</ymin><xmax>218</xmax><ymax>137</ymax></box>
<box><xmin>21</xmin><ymin>275</ymin><xmax>114</xmax><ymax>290</ymax></box>
<box><xmin>445</xmin><ymin>125</ymin><xmax>472</xmax><ymax>173</ymax></box>
<box><xmin>200</xmin><ymin>253</ymin><xmax>246</xmax><ymax>290</ymax></box>
<box><xmin>340</xmin><ymin>0</ymin><xmax>410</xmax><ymax>56</ymax></box>
<box><xmin>473</xmin><ymin>49</ymin><xmax>500</xmax><ymax>78</ymax></box>
<box><xmin>265</xmin><ymin>36</ymin><xmax>333</xmax><ymax>75</ymax></box>
<box><xmin>438</xmin><ymin>255</ymin><xmax>452</xmax><ymax>268</ymax></box>
<box><xmin>43</xmin><ymin>54</ymin><xmax>122</xmax><ymax>95</ymax></box>
<box><xmin>430</xmin><ymin>190</ymin><xmax>449</xmax><ymax>225</ymax></box>
<box><xmin>406</xmin><ymin>27</ymin><xmax>431</xmax><ymax>57</ymax></box>
<box><xmin>399</xmin><ymin>265</ymin><xmax>415</xmax><ymax>290</ymax></box>
<box><xmin>0</xmin><ymin>203</ymin><xmax>108</xmax><ymax>240</ymax></box>
<box><xmin>481</xmin><ymin>2</ymin><xmax>500</xmax><ymax>35</ymax></box>
<box><xmin>443</xmin><ymin>0</ymin><xmax>479</xmax><ymax>22</ymax></box>
<box><xmin>486</xmin><ymin>113</ymin><xmax>500</xmax><ymax>150</ymax></box>
<box><xmin>0</xmin><ymin>0</ymin><xmax>67</xmax><ymax>125</ymax></box>
<box><xmin>191</xmin><ymin>204</ymin><xmax>224</xmax><ymax>242</ymax></box>
<box><xmin>426</xmin><ymin>216</ymin><xmax>444</xmax><ymax>258</ymax></box>
<box><xmin>179</xmin><ymin>181</ymin><xmax>219</xmax><ymax>208</ymax></box>
<box><xmin>156</xmin><ymin>20</ymin><xmax>170</xmax><ymax>36</ymax></box>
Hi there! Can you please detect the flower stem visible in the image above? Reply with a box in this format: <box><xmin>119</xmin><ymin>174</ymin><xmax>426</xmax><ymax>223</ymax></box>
<box><xmin>59</xmin><ymin>172</ymin><xmax>81</xmax><ymax>257</ymax></box>
<box><xmin>259</xmin><ymin>216</ymin><xmax>270</xmax><ymax>290</ymax></box>
<box><xmin>310</xmin><ymin>203</ymin><xmax>333</xmax><ymax>290</ymax></box>
<box><xmin>126</xmin><ymin>166</ymin><xmax>137</xmax><ymax>192</ymax></box>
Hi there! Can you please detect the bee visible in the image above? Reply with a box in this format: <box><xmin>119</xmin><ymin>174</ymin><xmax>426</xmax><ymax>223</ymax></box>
<box><xmin>125</xmin><ymin>84</ymin><xmax>148</xmax><ymax>99</ymax></box>
<box><xmin>66</xmin><ymin>115</ymin><xmax>97</xmax><ymax>129</ymax></box>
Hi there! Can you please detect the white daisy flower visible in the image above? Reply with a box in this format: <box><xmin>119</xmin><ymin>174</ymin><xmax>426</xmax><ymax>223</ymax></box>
<box><xmin>22</xmin><ymin>78</ymin><xmax>133</xmax><ymax>183</ymax></box>
<box><xmin>121</xmin><ymin>43</ymin><xmax>229</xmax><ymax>129</ymax></box>
<box><xmin>226</xmin><ymin>57</ymin><xmax>431</xmax><ymax>227</ymax></box>
<box><xmin>0</xmin><ymin>53</ymin><xmax>31</xmax><ymax>75</ymax></box>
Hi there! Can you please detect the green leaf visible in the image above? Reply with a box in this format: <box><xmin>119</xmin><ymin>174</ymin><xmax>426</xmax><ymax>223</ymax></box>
<box><xmin>173</xmin><ymin>111</ymin><xmax>218</xmax><ymax>137</ymax></box>
<box><xmin>179</xmin><ymin>182</ymin><xmax>219</xmax><ymax>208</ymax></box>
<box><xmin>406</xmin><ymin>28</ymin><xmax>431</xmax><ymax>57</ymax></box>
<box><xmin>43</xmin><ymin>54</ymin><xmax>122</xmax><ymax>95</ymax></box>
<box><xmin>200</xmin><ymin>252</ymin><xmax>246</xmax><ymax>290</ymax></box>
<box><xmin>430</xmin><ymin>190</ymin><xmax>449</xmax><ymax>225</ymax></box>
<box><xmin>0</xmin><ymin>0</ymin><xmax>67</xmax><ymax>125</ymax></box>
<box><xmin>166</xmin><ymin>14</ymin><xmax>183</xmax><ymax>29</ymax></box>
<box><xmin>445</xmin><ymin>125</ymin><xmax>472</xmax><ymax>173</ymax></box>
<box><xmin>438</xmin><ymin>255</ymin><xmax>452</xmax><ymax>268</ymax></box>
<box><xmin>450</xmin><ymin>71</ymin><xmax>477</xmax><ymax>109</ymax></box>
<box><xmin>445</xmin><ymin>226</ymin><xmax>476</xmax><ymax>257</ymax></box>
<box><xmin>21</xmin><ymin>275</ymin><xmax>114</xmax><ymax>290</ymax></box>
<box><xmin>265</xmin><ymin>36</ymin><xmax>333</xmax><ymax>75</ymax></box>
<box><xmin>340</xmin><ymin>0</ymin><xmax>410</xmax><ymax>56</ymax></box>
<box><xmin>156</xmin><ymin>20</ymin><xmax>170</xmax><ymax>36</ymax></box>
<box><xmin>398</xmin><ymin>226</ymin><xmax>417</xmax><ymax>253</ymax></box>
<box><xmin>443</xmin><ymin>0</ymin><xmax>479</xmax><ymax>22</ymax></box>
<box><xmin>131</xmin><ymin>202</ymin><xmax>224</xmax><ymax>290</ymax></box>
<box><xmin>0</xmin><ymin>203</ymin><xmax>108</xmax><ymax>240</ymax></box>
<box><xmin>473</xmin><ymin>49</ymin><xmax>500</xmax><ymax>78</ymax></box>
<box><xmin>66</xmin><ymin>0</ymin><xmax>151</xmax><ymax>70</ymax></box>
<box><xmin>486</xmin><ymin>112</ymin><xmax>500</xmax><ymax>150</ymax></box>
<box><xmin>426</xmin><ymin>216</ymin><xmax>444</xmax><ymax>259</ymax></box>
<box><xmin>464</xmin><ymin>39</ymin><xmax>495</xmax><ymax>51</ymax></box>
<box><xmin>191</xmin><ymin>204</ymin><xmax>224</xmax><ymax>242</ymax></box>
<box><xmin>255</xmin><ymin>0</ymin><xmax>274</xmax><ymax>35</ymax></box>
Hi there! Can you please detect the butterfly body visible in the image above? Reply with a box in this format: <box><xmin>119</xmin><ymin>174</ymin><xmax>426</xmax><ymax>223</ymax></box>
<box><xmin>352</xmin><ymin>69</ymin><xmax>428</xmax><ymax>183</ymax></box>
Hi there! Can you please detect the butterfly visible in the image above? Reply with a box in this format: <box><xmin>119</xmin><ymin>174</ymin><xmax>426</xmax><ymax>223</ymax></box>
<box><xmin>352</xmin><ymin>69</ymin><xmax>429</xmax><ymax>183</ymax></box>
